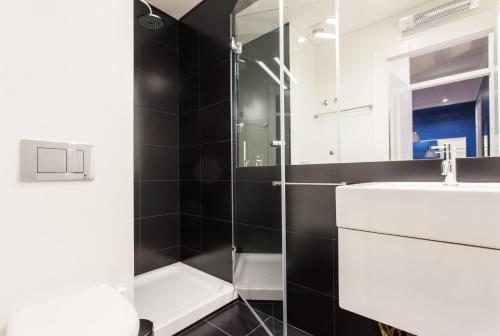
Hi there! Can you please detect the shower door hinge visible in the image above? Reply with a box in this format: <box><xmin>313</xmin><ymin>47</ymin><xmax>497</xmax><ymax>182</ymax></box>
<box><xmin>230</xmin><ymin>37</ymin><xmax>242</xmax><ymax>54</ymax></box>
<box><xmin>270</xmin><ymin>140</ymin><xmax>285</xmax><ymax>147</ymax></box>
<box><xmin>231</xmin><ymin>247</ymin><xmax>238</xmax><ymax>263</ymax></box>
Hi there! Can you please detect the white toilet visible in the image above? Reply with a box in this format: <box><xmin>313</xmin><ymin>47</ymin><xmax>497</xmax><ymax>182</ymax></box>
<box><xmin>6</xmin><ymin>285</ymin><xmax>140</xmax><ymax>336</ymax></box>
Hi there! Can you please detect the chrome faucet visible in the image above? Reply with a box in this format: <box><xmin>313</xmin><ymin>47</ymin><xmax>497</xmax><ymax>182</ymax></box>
<box><xmin>430</xmin><ymin>144</ymin><xmax>458</xmax><ymax>186</ymax></box>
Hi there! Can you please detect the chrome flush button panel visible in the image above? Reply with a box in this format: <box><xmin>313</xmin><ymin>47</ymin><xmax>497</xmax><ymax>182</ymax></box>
<box><xmin>21</xmin><ymin>140</ymin><xmax>94</xmax><ymax>181</ymax></box>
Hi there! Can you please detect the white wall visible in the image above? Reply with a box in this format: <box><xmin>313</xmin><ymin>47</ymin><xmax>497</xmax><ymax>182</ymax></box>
<box><xmin>0</xmin><ymin>0</ymin><xmax>133</xmax><ymax>333</ymax></box>
<box><xmin>290</xmin><ymin>26</ymin><xmax>338</xmax><ymax>164</ymax></box>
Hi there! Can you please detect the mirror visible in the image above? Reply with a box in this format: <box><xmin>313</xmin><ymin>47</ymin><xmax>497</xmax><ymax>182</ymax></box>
<box><xmin>338</xmin><ymin>0</ymin><xmax>499</xmax><ymax>163</ymax></box>
<box><xmin>236</xmin><ymin>0</ymin><xmax>500</xmax><ymax>166</ymax></box>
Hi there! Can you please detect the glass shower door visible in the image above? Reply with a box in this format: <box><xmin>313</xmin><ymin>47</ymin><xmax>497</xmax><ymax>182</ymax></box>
<box><xmin>231</xmin><ymin>0</ymin><xmax>286</xmax><ymax>335</ymax></box>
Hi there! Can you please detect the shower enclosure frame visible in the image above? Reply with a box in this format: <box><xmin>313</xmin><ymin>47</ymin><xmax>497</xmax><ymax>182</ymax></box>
<box><xmin>229</xmin><ymin>1</ymin><xmax>287</xmax><ymax>335</ymax></box>
<box><xmin>230</xmin><ymin>0</ymin><xmax>340</xmax><ymax>334</ymax></box>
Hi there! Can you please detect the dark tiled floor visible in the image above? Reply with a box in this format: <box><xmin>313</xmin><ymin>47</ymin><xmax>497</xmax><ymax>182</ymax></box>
<box><xmin>177</xmin><ymin>302</ymin><xmax>311</xmax><ymax>336</ymax></box>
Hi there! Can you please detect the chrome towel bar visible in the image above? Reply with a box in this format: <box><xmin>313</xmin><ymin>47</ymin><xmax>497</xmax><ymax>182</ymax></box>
<box><xmin>314</xmin><ymin>104</ymin><xmax>373</xmax><ymax>119</ymax></box>
<box><xmin>271</xmin><ymin>181</ymin><xmax>347</xmax><ymax>187</ymax></box>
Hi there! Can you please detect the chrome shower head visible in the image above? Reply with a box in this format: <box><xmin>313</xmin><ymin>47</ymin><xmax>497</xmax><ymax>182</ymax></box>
<box><xmin>138</xmin><ymin>0</ymin><xmax>164</xmax><ymax>30</ymax></box>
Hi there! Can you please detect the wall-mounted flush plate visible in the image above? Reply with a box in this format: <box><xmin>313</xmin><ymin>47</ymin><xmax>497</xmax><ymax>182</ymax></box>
<box><xmin>21</xmin><ymin>140</ymin><xmax>94</xmax><ymax>181</ymax></box>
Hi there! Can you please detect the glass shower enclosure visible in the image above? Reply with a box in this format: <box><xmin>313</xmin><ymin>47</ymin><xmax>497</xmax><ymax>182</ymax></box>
<box><xmin>230</xmin><ymin>0</ymin><xmax>338</xmax><ymax>334</ymax></box>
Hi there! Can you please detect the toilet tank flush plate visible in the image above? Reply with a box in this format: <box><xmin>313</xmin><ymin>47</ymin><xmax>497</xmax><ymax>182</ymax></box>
<box><xmin>21</xmin><ymin>139</ymin><xmax>94</xmax><ymax>181</ymax></box>
<box><xmin>336</xmin><ymin>182</ymin><xmax>500</xmax><ymax>336</ymax></box>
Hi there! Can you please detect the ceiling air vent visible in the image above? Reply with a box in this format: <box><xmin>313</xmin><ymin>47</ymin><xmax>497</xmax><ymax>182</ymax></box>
<box><xmin>399</xmin><ymin>0</ymin><xmax>480</xmax><ymax>33</ymax></box>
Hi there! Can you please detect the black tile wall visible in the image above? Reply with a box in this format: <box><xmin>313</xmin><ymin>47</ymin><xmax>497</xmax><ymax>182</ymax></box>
<box><xmin>236</xmin><ymin>157</ymin><xmax>500</xmax><ymax>336</ymax></box>
<box><xmin>178</xmin><ymin>0</ymin><xmax>237</xmax><ymax>283</ymax></box>
<box><xmin>134</xmin><ymin>0</ymin><xmax>180</xmax><ymax>275</ymax></box>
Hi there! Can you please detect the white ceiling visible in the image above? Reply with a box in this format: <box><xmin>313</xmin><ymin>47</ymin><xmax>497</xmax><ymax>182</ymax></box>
<box><xmin>148</xmin><ymin>0</ymin><xmax>203</xmax><ymax>20</ymax></box>
<box><xmin>413</xmin><ymin>77</ymin><xmax>483</xmax><ymax>111</ymax></box>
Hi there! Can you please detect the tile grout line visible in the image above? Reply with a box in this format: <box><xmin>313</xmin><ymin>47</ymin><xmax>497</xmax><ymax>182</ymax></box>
<box><xmin>245</xmin><ymin>316</ymin><xmax>272</xmax><ymax>336</ymax></box>
<box><xmin>288</xmin><ymin>280</ymin><xmax>336</xmax><ymax>298</ymax></box>
<box><xmin>136</xmin><ymin>105</ymin><xmax>180</xmax><ymax>117</ymax></box>
<box><xmin>204</xmin><ymin>300</ymin><xmax>238</xmax><ymax>321</ymax></box>
<box><xmin>206</xmin><ymin>321</ymin><xmax>232</xmax><ymax>336</ymax></box>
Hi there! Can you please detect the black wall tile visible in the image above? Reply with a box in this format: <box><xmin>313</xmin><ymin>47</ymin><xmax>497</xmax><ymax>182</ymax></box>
<box><xmin>236</xmin><ymin>166</ymin><xmax>280</xmax><ymax>182</ymax></box>
<box><xmin>200</xmin><ymin>60</ymin><xmax>230</xmax><ymax>107</ymax></box>
<box><xmin>200</xmin><ymin>101</ymin><xmax>231</xmax><ymax>143</ymax></box>
<box><xmin>236</xmin><ymin>181</ymin><xmax>281</xmax><ymax>230</ymax></box>
<box><xmin>136</xmin><ymin>70</ymin><xmax>179</xmax><ymax>113</ymax></box>
<box><xmin>134</xmin><ymin>143</ymin><xmax>142</xmax><ymax>181</ymax></box>
<box><xmin>180</xmin><ymin>181</ymin><xmax>201</xmax><ymax>215</ymax></box>
<box><xmin>287</xmin><ymin>283</ymin><xmax>335</xmax><ymax>336</ymax></box>
<box><xmin>457</xmin><ymin>157</ymin><xmax>500</xmax><ymax>182</ymax></box>
<box><xmin>199</xmin><ymin>218</ymin><xmax>233</xmax><ymax>282</ymax></box>
<box><xmin>134</xmin><ymin>182</ymin><xmax>140</xmax><ymax>218</ymax></box>
<box><xmin>286</xmin><ymin>164</ymin><xmax>334</xmax><ymax>183</ymax></box>
<box><xmin>141</xmin><ymin>145</ymin><xmax>178</xmax><ymax>181</ymax></box>
<box><xmin>180</xmin><ymin>146</ymin><xmax>201</xmax><ymax>181</ymax></box>
<box><xmin>334</xmin><ymin>240</ymin><xmax>339</xmax><ymax>299</ymax></box>
<box><xmin>330</xmin><ymin>159</ymin><xmax>442</xmax><ymax>184</ymax></box>
<box><xmin>201</xmin><ymin>181</ymin><xmax>232</xmax><ymax>221</ymax></box>
<box><xmin>140</xmin><ymin>246</ymin><xmax>180</xmax><ymax>274</ymax></box>
<box><xmin>134</xmin><ymin>219</ymin><xmax>140</xmax><ymax>255</ymax></box>
<box><xmin>201</xmin><ymin>218</ymin><xmax>232</xmax><ymax>252</ymax></box>
<box><xmin>180</xmin><ymin>110</ymin><xmax>201</xmax><ymax>146</ymax></box>
<box><xmin>140</xmin><ymin>181</ymin><xmax>178</xmax><ymax>217</ymax></box>
<box><xmin>179</xmin><ymin>24</ymin><xmax>199</xmax><ymax>80</ymax></box>
<box><xmin>141</xmin><ymin>108</ymin><xmax>179</xmax><ymax>146</ymax></box>
<box><xmin>286</xmin><ymin>185</ymin><xmax>335</xmax><ymax>239</ymax></box>
<box><xmin>134</xmin><ymin>256</ymin><xmax>141</xmax><ymax>276</ymax></box>
<box><xmin>237</xmin><ymin>224</ymin><xmax>282</xmax><ymax>253</ymax></box>
<box><xmin>140</xmin><ymin>214</ymin><xmax>179</xmax><ymax>255</ymax></box>
<box><xmin>287</xmin><ymin>232</ymin><xmax>334</xmax><ymax>296</ymax></box>
<box><xmin>201</xmin><ymin>141</ymin><xmax>231</xmax><ymax>180</ymax></box>
<box><xmin>198</xmin><ymin>34</ymin><xmax>230</xmax><ymax>71</ymax></box>
<box><xmin>180</xmin><ymin>246</ymin><xmax>201</xmax><ymax>264</ymax></box>
<box><xmin>335</xmin><ymin>303</ymin><xmax>380</xmax><ymax>336</ymax></box>
<box><xmin>181</xmin><ymin>76</ymin><xmax>200</xmax><ymax>112</ymax></box>
<box><xmin>140</xmin><ymin>41</ymin><xmax>179</xmax><ymax>80</ymax></box>
<box><xmin>180</xmin><ymin>214</ymin><xmax>202</xmax><ymax>252</ymax></box>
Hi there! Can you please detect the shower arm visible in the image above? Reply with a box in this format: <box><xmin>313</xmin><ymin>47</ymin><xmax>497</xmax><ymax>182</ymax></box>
<box><xmin>139</xmin><ymin>0</ymin><xmax>154</xmax><ymax>15</ymax></box>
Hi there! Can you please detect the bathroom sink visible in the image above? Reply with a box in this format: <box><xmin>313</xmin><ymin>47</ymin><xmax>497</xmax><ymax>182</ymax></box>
<box><xmin>337</xmin><ymin>182</ymin><xmax>500</xmax><ymax>249</ymax></box>
<box><xmin>336</xmin><ymin>182</ymin><xmax>500</xmax><ymax>336</ymax></box>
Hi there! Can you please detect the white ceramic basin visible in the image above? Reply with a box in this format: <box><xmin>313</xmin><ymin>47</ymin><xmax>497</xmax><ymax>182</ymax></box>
<box><xmin>336</xmin><ymin>182</ymin><xmax>500</xmax><ymax>336</ymax></box>
<box><xmin>337</xmin><ymin>182</ymin><xmax>500</xmax><ymax>249</ymax></box>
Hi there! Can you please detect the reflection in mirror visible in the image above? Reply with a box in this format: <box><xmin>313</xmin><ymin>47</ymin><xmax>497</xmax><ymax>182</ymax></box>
<box><xmin>237</xmin><ymin>0</ymin><xmax>500</xmax><ymax>165</ymax></box>
<box><xmin>235</xmin><ymin>0</ymin><xmax>286</xmax><ymax>168</ymax></box>
<box><xmin>286</xmin><ymin>0</ymin><xmax>338</xmax><ymax>165</ymax></box>
<box><xmin>339</xmin><ymin>0</ymin><xmax>499</xmax><ymax>163</ymax></box>
<box><xmin>235</xmin><ymin>0</ymin><xmax>337</xmax><ymax>167</ymax></box>
<box><xmin>232</xmin><ymin>0</ymin><xmax>285</xmax><ymax>329</ymax></box>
